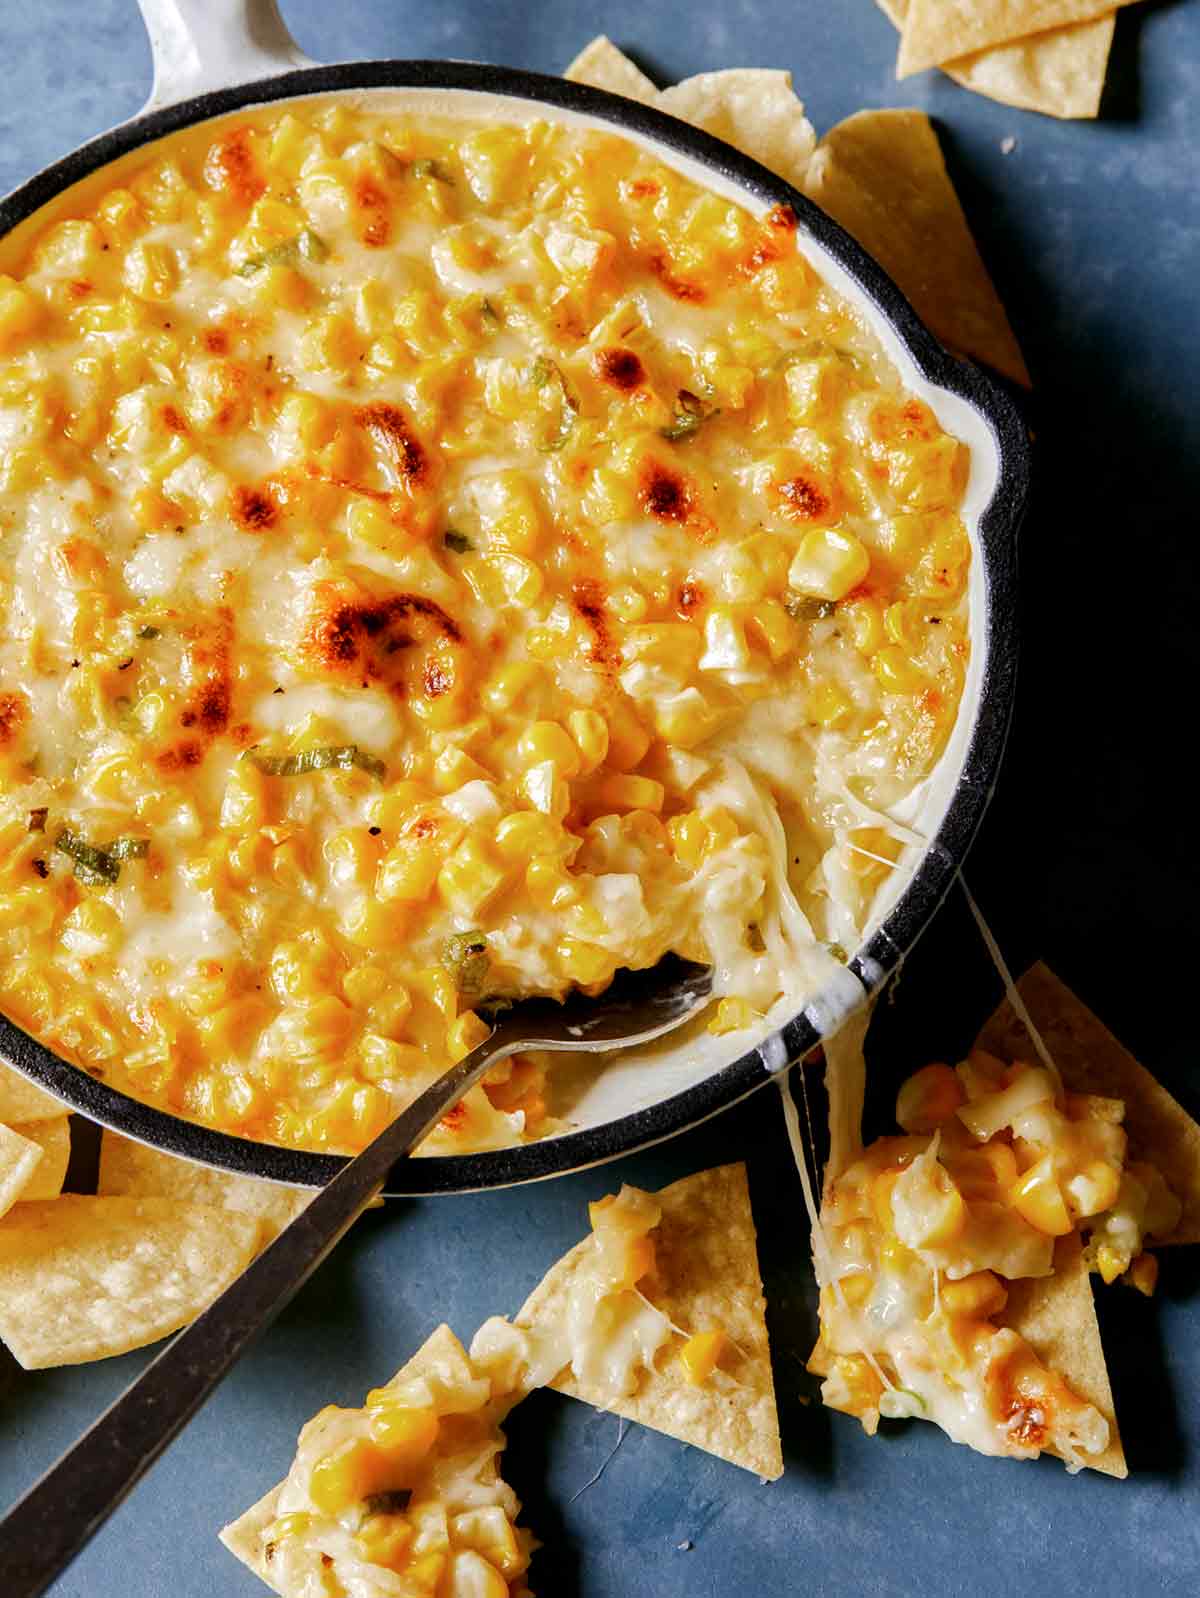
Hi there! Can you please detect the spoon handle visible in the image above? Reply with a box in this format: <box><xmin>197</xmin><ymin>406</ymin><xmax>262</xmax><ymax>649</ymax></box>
<box><xmin>0</xmin><ymin>1027</ymin><xmax>515</xmax><ymax>1598</ymax></box>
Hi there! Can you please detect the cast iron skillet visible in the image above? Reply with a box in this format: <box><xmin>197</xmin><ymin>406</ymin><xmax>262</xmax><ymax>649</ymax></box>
<box><xmin>0</xmin><ymin>0</ymin><xmax>1029</xmax><ymax>1194</ymax></box>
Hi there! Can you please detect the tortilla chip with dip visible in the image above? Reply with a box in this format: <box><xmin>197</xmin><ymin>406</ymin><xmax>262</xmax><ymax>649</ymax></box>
<box><xmin>974</xmin><ymin>962</ymin><xmax>1200</xmax><ymax>1246</ymax></box>
<box><xmin>511</xmin><ymin>1164</ymin><xmax>783</xmax><ymax>1479</ymax></box>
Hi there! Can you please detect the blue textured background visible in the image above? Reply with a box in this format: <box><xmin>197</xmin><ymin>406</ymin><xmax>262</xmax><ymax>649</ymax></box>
<box><xmin>2</xmin><ymin>3</ymin><xmax>1199</xmax><ymax>1595</ymax></box>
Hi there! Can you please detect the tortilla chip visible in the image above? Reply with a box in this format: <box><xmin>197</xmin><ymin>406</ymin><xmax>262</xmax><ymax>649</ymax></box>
<box><xmin>99</xmin><ymin>1130</ymin><xmax>310</xmax><ymax>1242</ymax></box>
<box><xmin>564</xmin><ymin>35</ymin><xmax>659</xmax><ymax>103</ymax></box>
<box><xmin>1002</xmin><ymin>1231</ymin><xmax>1127</xmax><ymax>1478</ymax></box>
<box><xmin>219</xmin><ymin>1486</ymin><xmax>284</xmax><ymax>1595</ymax></box>
<box><xmin>0</xmin><ymin>1194</ymin><xmax>259</xmax><ymax>1368</ymax></box>
<box><xmin>12</xmin><ymin>1116</ymin><xmax>70</xmax><ymax>1201</ymax></box>
<box><xmin>518</xmin><ymin>1164</ymin><xmax>783</xmax><ymax>1479</ymax></box>
<box><xmin>877</xmin><ymin>0</ymin><xmax>1114</xmax><ymax>118</ymax></box>
<box><xmin>974</xmin><ymin>963</ymin><xmax>1200</xmax><ymax>1246</ymax></box>
<box><xmin>0</xmin><ymin>1122</ymin><xmax>43</xmax><ymax>1221</ymax></box>
<box><xmin>657</xmin><ymin>70</ymin><xmax>816</xmax><ymax>190</ymax></box>
<box><xmin>219</xmin><ymin>1325</ymin><xmax>482</xmax><ymax>1589</ymax></box>
<box><xmin>897</xmin><ymin>0</ymin><xmax>1129</xmax><ymax>79</ymax></box>
<box><xmin>0</xmin><ymin>1060</ymin><xmax>64</xmax><ymax>1124</ymax></box>
<box><xmin>803</xmin><ymin>108</ymin><xmax>1031</xmax><ymax>386</ymax></box>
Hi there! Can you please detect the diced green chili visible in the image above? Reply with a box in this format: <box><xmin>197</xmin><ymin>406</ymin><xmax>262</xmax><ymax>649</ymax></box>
<box><xmin>443</xmin><ymin>528</ymin><xmax>473</xmax><ymax>554</ymax></box>
<box><xmin>442</xmin><ymin>930</ymin><xmax>491</xmax><ymax>1001</ymax></box>
<box><xmin>237</xmin><ymin>229</ymin><xmax>328</xmax><ymax>277</ymax></box>
<box><xmin>54</xmin><ymin>829</ymin><xmax>149</xmax><ymax>886</ymax></box>
<box><xmin>825</xmin><ymin>941</ymin><xmax>848</xmax><ymax>965</ymax></box>
<box><xmin>531</xmin><ymin>357</ymin><xmax>579</xmax><ymax>453</ymax></box>
<box><xmin>660</xmin><ymin>389</ymin><xmax>717</xmax><ymax>443</ymax></box>
<box><xmin>411</xmin><ymin>158</ymin><xmax>454</xmax><ymax>184</ymax></box>
<box><xmin>137</xmin><ymin>624</ymin><xmax>161</xmax><ymax>640</ymax></box>
<box><xmin>481</xmin><ymin>297</ymin><xmax>501</xmax><ymax>325</ymax></box>
<box><xmin>785</xmin><ymin>594</ymin><xmax>837</xmax><ymax>622</ymax></box>
<box><xmin>245</xmin><ymin>744</ymin><xmax>387</xmax><ymax>781</ymax></box>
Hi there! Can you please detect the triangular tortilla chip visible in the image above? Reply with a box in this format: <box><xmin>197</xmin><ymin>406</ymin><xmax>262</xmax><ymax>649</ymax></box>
<box><xmin>1002</xmin><ymin>1231</ymin><xmax>1127</xmax><ymax>1478</ymax></box>
<box><xmin>99</xmin><ymin>1130</ymin><xmax>309</xmax><ymax>1242</ymax></box>
<box><xmin>517</xmin><ymin>1164</ymin><xmax>783</xmax><ymax>1479</ymax></box>
<box><xmin>219</xmin><ymin>1486</ymin><xmax>284</xmax><ymax>1595</ymax></box>
<box><xmin>0</xmin><ymin>1122</ymin><xmax>43</xmax><ymax>1221</ymax></box>
<box><xmin>220</xmin><ymin>1325</ymin><xmax>499</xmax><ymax>1591</ymax></box>
<box><xmin>802</xmin><ymin>109</ymin><xmax>1030</xmax><ymax>386</ymax></box>
<box><xmin>0</xmin><ymin>1194</ymin><xmax>260</xmax><ymax>1368</ymax></box>
<box><xmin>567</xmin><ymin>42</ymin><xmax>816</xmax><ymax>191</ymax></box>
<box><xmin>877</xmin><ymin>0</ymin><xmax>1114</xmax><ymax>119</ymax></box>
<box><xmin>0</xmin><ymin>1060</ymin><xmax>64</xmax><ymax>1123</ymax></box>
<box><xmin>975</xmin><ymin>963</ymin><xmax>1200</xmax><ymax>1245</ymax></box>
<box><xmin>13</xmin><ymin>1116</ymin><xmax>71</xmax><ymax>1201</ymax></box>
<box><xmin>897</xmin><ymin>0</ymin><xmax>1130</xmax><ymax>79</ymax></box>
<box><xmin>564</xmin><ymin>35</ymin><xmax>659</xmax><ymax>103</ymax></box>
<box><xmin>657</xmin><ymin>70</ymin><xmax>816</xmax><ymax>190</ymax></box>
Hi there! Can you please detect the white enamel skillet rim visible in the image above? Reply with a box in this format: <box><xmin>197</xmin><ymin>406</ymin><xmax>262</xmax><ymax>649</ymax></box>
<box><xmin>0</xmin><ymin>0</ymin><xmax>1029</xmax><ymax>1195</ymax></box>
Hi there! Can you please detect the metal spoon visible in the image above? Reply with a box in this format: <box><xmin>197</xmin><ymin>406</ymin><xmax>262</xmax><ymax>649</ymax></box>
<box><xmin>0</xmin><ymin>956</ymin><xmax>713</xmax><ymax>1597</ymax></box>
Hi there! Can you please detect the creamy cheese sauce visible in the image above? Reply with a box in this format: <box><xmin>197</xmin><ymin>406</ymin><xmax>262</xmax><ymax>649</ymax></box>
<box><xmin>0</xmin><ymin>100</ymin><xmax>970</xmax><ymax>1153</ymax></box>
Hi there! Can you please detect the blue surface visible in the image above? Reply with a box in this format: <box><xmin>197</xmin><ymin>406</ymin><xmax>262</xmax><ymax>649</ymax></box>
<box><xmin>3</xmin><ymin>4</ymin><xmax>1200</xmax><ymax>1595</ymax></box>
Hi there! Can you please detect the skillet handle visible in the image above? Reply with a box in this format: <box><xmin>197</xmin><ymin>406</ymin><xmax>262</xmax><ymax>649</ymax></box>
<box><xmin>136</xmin><ymin>0</ymin><xmax>314</xmax><ymax>111</ymax></box>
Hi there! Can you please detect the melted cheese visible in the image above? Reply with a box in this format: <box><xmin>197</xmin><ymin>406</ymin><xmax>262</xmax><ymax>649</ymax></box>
<box><xmin>0</xmin><ymin>100</ymin><xmax>971</xmax><ymax>1154</ymax></box>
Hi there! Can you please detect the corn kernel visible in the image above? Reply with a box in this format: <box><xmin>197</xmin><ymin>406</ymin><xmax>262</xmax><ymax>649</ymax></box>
<box><xmin>1009</xmin><ymin>1154</ymin><xmax>1073</xmax><ymax>1237</ymax></box>
<box><xmin>873</xmin><ymin>645</ymin><xmax>928</xmax><ymax>696</ymax></box>
<box><xmin>567</xmin><ymin>708</ymin><xmax>609</xmax><ymax>774</ymax></box>
<box><xmin>516</xmin><ymin>720</ymin><xmax>580</xmax><ymax>776</ymax></box>
<box><xmin>592</xmin><ymin>773</ymin><xmax>665</xmax><ymax>814</ymax></box>
<box><xmin>707</xmin><ymin>997</ymin><xmax>763</xmax><ymax>1036</ymax></box>
<box><xmin>679</xmin><ymin>1328</ymin><xmax>727</xmax><ymax>1385</ymax></box>
<box><xmin>788</xmin><ymin>526</ymin><xmax>870</xmax><ymax>603</ymax></box>
<box><xmin>895</xmin><ymin>1064</ymin><xmax>964</xmax><ymax>1133</ymax></box>
<box><xmin>1123</xmin><ymin>1252</ymin><xmax>1158</xmax><ymax>1297</ymax></box>
<box><xmin>554</xmin><ymin>937</ymin><xmax>612</xmax><ymax>986</ymax></box>
<box><xmin>447</xmin><ymin>1010</ymin><xmax>492</xmax><ymax>1060</ymax></box>
<box><xmin>437</xmin><ymin>836</ymin><xmax>507</xmax><ymax>915</ymax></box>
<box><xmin>941</xmin><ymin>1270</ymin><xmax>1008</xmax><ymax>1320</ymax></box>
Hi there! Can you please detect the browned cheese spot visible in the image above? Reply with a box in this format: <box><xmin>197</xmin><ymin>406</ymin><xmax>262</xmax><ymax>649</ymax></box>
<box><xmin>230</xmin><ymin>483</ymin><xmax>279</xmax><ymax>532</ymax></box>
<box><xmin>356</xmin><ymin>404</ymin><xmax>429</xmax><ymax>490</ymax></box>
<box><xmin>776</xmin><ymin>473</ymin><xmax>830</xmax><ymax>523</ymax></box>
<box><xmin>0</xmin><ymin>690</ymin><xmax>27</xmax><ymax>749</ymax></box>
<box><xmin>302</xmin><ymin>587</ymin><xmax>462</xmax><ymax>702</ymax></box>
<box><xmin>572</xmin><ymin>578</ymin><xmax>619</xmax><ymax>669</ymax></box>
<box><xmin>593</xmin><ymin>347</ymin><xmax>645</xmax><ymax>391</ymax></box>
<box><xmin>354</xmin><ymin>177</ymin><xmax>391</xmax><ymax>247</ymax></box>
<box><xmin>650</xmin><ymin>252</ymin><xmax>706</xmax><ymax>303</ymax></box>
<box><xmin>639</xmin><ymin>461</ymin><xmax>693</xmax><ymax>523</ymax></box>
<box><xmin>203</xmin><ymin>127</ymin><xmax>265</xmax><ymax>206</ymax></box>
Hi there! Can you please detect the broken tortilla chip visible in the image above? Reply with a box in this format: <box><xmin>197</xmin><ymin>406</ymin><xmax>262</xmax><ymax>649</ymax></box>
<box><xmin>99</xmin><ymin>1130</ymin><xmax>310</xmax><ymax>1242</ymax></box>
<box><xmin>877</xmin><ymin>0</ymin><xmax>1114</xmax><ymax>119</ymax></box>
<box><xmin>657</xmin><ymin>70</ymin><xmax>816</xmax><ymax>190</ymax></box>
<box><xmin>0</xmin><ymin>1060</ymin><xmax>64</xmax><ymax>1124</ymax></box>
<box><xmin>220</xmin><ymin>1326</ymin><xmax>508</xmax><ymax>1592</ymax></box>
<box><xmin>975</xmin><ymin>962</ymin><xmax>1200</xmax><ymax>1246</ymax></box>
<box><xmin>0</xmin><ymin>1123</ymin><xmax>43</xmax><ymax>1221</ymax></box>
<box><xmin>1002</xmin><ymin>1230</ymin><xmax>1127</xmax><ymax>1478</ymax></box>
<box><xmin>564</xmin><ymin>35</ymin><xmax>659</xmax><ymax>103</ymax></box>
<box><xmin>517</xmin><ymin>1164</ymin><xmax>783</xmax><ymax>1479</ymax></box>
<box><xmin>897</xmin><ymin>0</ymin><xmax>1130</xmax><ymax>79</ymax></box>
<box><xmin>802</xmin><ymin>108</ymin><xmax>1030</xmax><ymax>385</ymax></box>
<box><xmin>11</xmin><ymin>1116</ymin><xmax>70</xmax><ymax>1202</ymax></box>
<box><xmin>0</xmin><ymin>1194</ymin><xmax>260</xmax><ymax>1368</ymax></box>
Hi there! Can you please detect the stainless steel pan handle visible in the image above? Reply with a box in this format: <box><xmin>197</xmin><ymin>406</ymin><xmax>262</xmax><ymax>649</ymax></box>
<box><xmin>136</xmin><ymin>0</ymin><xmax>313</xmax><ymax>111</ymax></box>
